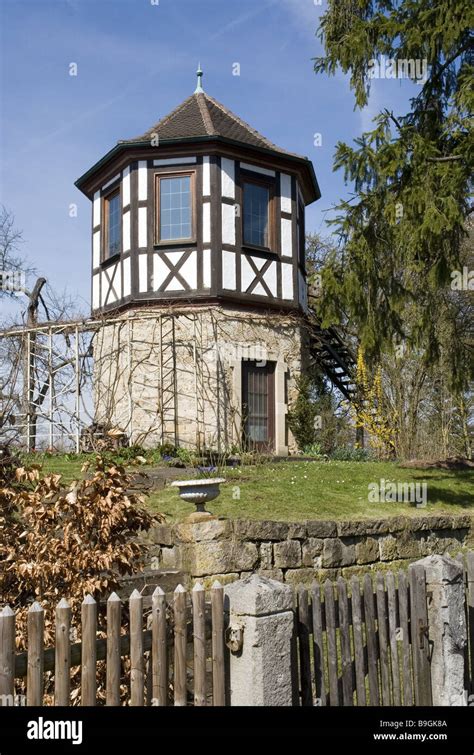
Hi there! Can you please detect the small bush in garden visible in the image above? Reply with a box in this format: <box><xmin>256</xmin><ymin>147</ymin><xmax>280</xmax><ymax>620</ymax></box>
<box><xmin>0</xmin><ymin>454</ymin><xmax>164</xmax><ymax>704</ymax></box>
<box><xmin>287</xmin><ymin>376</ymin><xmax>319</xmax><ymax>451</ymax></box>
<box><xmin>302</xmin><ymin>442</ymin><xmax>325</xmax><ymax>458</ymax></box>
<box><xmin>175</xmin><ymin>447</ymin><xmax>196</xmax><ymax>465</ymax></box>
<box><xmin>0</xmin><ymin>456</ymin><xmax>162</xmax><ymax>645</ymax></box>
<box><xmin>329</xmin><ymin>446</ymin><xmax>374</xmax><ymax>462</ymax></box>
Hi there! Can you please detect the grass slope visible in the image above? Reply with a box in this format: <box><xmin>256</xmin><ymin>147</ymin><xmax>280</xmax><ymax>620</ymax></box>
<box><xmin>32</xmin><ymin>455</ymin><xmax>473</xmax><ymax>523</ymax></box>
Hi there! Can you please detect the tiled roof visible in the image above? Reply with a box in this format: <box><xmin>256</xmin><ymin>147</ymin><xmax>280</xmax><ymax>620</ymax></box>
<box><xmin>121</xmin><ymin>92</ymin><xmax>304</xmax><ymax>159</ymax></box>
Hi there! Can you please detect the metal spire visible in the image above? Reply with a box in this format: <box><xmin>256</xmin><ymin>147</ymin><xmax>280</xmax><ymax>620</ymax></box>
<box><xmin>194</xmin><ymin>63</ymin><xmax>204</xmax><ymax>93</ymax></box>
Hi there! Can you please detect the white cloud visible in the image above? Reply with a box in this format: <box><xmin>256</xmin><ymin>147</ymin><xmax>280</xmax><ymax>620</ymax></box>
<box><xmin>280</xmin><ymin>0</ymin><xmax>325</xmax><ymax>39</ymax></box>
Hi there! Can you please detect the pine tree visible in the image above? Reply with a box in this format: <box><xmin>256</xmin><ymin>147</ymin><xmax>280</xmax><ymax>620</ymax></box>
<box><xmin>313</xmin><ymin>0</ymin><xmax>473</xmax><ymax>392</ymax></box>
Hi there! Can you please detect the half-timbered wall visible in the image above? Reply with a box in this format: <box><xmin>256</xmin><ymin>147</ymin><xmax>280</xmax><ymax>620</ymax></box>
<box><xmin>91</xmin><ymin>153</ymin><xmax>307</xmax><ymax>315</ymax></box>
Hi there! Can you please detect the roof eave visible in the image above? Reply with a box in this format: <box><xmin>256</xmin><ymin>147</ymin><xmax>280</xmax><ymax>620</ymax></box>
<box><xmin>75</xmin><ymin>135</ymin><xmax>320</xmax><ymax>203</ymax></box>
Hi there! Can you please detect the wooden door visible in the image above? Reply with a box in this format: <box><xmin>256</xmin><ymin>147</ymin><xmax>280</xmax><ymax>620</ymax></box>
<box><xmin>242</xmin><ymin>361</ymin><xmax>275</xmax><ymax>452</ymax></box>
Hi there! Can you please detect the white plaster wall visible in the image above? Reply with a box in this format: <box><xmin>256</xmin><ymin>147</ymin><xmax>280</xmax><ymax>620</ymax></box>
<box><xmin>222</xmin><ymin>203</ymin><xmax>236</xmax><ymax>245</ymax></box>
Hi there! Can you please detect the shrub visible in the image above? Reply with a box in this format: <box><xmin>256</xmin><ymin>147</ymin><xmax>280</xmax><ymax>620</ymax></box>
<box><xmin>288</xmin><ymin>376</ymin><xmax>319</xmax><ymax>451</ymax></box>
<box><xmin>329</xmin><ymin>446</ymin><xmax>373</xmax><ymax>461</ymax></box>
<box><xmin>302</xmin><ymin>442</ymin><xmax>325</xmax><ymax>457</ymax></box>
<box><xmin>0</xmin><ymin>456</ymin><xmax>162</xmax><ymax>647</ymax></box>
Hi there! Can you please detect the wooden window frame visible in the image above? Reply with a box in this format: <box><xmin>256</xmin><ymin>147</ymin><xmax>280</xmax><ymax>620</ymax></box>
<box><xmin>101</xmin><ymin>186</ymin><xmax>122</xmax><ymax>264</ymax></box>
<box><xmin>297</xmin><ymin>198</ymin><xmax>306</xmax><ymax>270</ymax></box>
<box><xmin>154</xmin><ymin>170</ymin><xmax>196</xmax><ymax>246</ymax></box>
<box><xmin>241</xmin><ymin>172</ymin><xmax>276</xmax><ymax>253</ymax></box>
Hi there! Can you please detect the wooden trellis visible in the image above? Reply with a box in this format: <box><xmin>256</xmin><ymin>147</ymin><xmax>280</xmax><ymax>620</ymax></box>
<box><xmin>0</xmin><ymin>311</ymin><xmax>213</xmax><ymax>452</ymax></box>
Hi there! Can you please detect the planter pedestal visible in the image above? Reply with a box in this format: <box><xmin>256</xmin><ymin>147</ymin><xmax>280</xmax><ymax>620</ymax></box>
<box><xmin>170</xmin><ymin>477</ymin><xmax>226</xmax><ymax>520</ymax></box>
<box><xmin>185</xmin><ymin>511</ymin><xmax>218</xmax><ymax>523</ymax></box>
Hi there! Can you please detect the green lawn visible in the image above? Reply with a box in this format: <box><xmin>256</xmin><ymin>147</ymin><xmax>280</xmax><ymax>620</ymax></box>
<box><xmin>147</xmin><ymin>461</ymin><xmax>474</xmax><ymax>522</ymax></box>
<box><xmin>28</xmin><ymin>455</ymin><xmax>474</xmax><ymax>524</ymax></box>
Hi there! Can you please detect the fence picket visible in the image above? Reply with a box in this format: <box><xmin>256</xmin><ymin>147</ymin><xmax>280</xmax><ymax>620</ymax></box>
<box><xmin>311</xmin><ymin>582</ymin><xmax>326</xmax><ymax>706</ymax></box>
<box><xmin>27</xmin><ymin>602</ymin><xmax>44</xmax><ymax>706</ymax></box>
<box><xmin>363</xmin><ymin>574</ymin><xmax>379</xmax><ymax>706</ymax></box>
<box><xmin>408</xmin><ymin>563</ymin><xmax>432</xmax><ymax>706</ymax></box>
<box><xmin>0</xmin><ymin>606</ymin><xmax>15</xmax><ymax>705</ymax></box>
<box><xmin>297</xmin><ymin>586</ymin><xmax>312</xmax><ymax>706</ymax></box>
<box><xmin>386</xmin><ymin>572</ymin><xmax>401</xmax><ymax>706</ymax></box>
<box><xmin>324</xmin><ymin>580</ymin><xmax>339</xmax><ymax>705</ymax></box>
<box><xmin>337</xmin><ymin>577</ymin><xmax>353</xmax><ymax>706</ymax></box>
<box><xmin>152</xmin><ymin>586</ymin><xmax>168</xmax><ymax>706</ymax></box>
<box><xmin>375</xmin><ymin>573</ymin><xmax>391</xmax><ymax>706</ymax></box>
<box><xmin>106</xmin><ymin>593</ymin><xmax>121</xmax><ymax>706</ymax></box>
<box><xmin>81</xmin><ymin>595</ymin><xmax>97</xmax><ymax>706</ymax></box>
<box><xmin>350</xmin><ymin>577</ymin><xmax>366</xmax><ymax>706</ymax></box>
<box><xmin>54</xmin><ymin>598</ymin><xmax>71</xmax><ymax>706</ymax></box>
<box><xmin>192</xmin><ymin>583</ymin><xmax>206</xmax><ymax>706</ymax></box>
<box><xmin>130</xmin><ymin>590</ymin><xmax>144</xmax><ymax>706</ymax></box>
<box><xmin>397</xmin><ymin>570</ymin><xmax>413</xmax><ymax>706</ymax></box>
<box><xmin>173</xmin><ymin>585</ymin><xmax>187</xmax><ymax>706</ymax></box>
<box><xmin>211</xmin><ymin>581</ymin><xmax>225</xmax><ymax>706</ymax></box>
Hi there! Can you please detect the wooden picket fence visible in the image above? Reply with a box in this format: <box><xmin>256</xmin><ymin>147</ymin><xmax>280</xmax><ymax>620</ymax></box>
<box><xmin>295</xmin><ymin>553</ymin><xmax>474</xmax><ymax>706</ymax></box>
<box><xmin>296</xmin><ymin>565</ymin><xmax>432</xmax><ymax>706</ymax></box>
<box><xmin>1</xmin><ymin>552</ymin><xmax>473</xmax><ymax>707</ymax></box>
<box><xmin>0</xmin><ymin>582</ymin><xmax>226</xmax><ymax>706</ymax></box>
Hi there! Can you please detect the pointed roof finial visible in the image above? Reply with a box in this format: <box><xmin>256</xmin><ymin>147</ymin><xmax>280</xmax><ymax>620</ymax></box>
<box><xmin>195</xmin><ymin>63</ymin><xmax>204</xmax><ymax>94</ymax></box>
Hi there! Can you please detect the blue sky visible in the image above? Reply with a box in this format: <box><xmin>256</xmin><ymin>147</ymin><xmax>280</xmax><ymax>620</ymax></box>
<box><xmin>0</xmin><ymin>0</ymin><xmax>418</xmax><ymax>319</ymax></box>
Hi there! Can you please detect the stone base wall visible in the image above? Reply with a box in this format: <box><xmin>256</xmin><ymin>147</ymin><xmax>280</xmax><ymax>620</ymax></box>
<box><xmin>143</xmin><ymin>514</ymin><xmax>474</xmax><ymax>587</ymax></box>
<box><xmin>93</xmin><ymin>305</ymin><xmax>305</xmax><ymax>454</ymax></box>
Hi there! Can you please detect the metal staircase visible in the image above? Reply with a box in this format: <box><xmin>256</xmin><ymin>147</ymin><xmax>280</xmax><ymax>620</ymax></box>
<box><xmin>308</xmin><ymin>321</ymin><xmax>357</xmax><ymax>401</ymax></box>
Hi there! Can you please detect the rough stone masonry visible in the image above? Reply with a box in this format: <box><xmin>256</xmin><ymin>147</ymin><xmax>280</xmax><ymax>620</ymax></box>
<box><xmin>143</xmin><ymin>513</ymin><xmax>474</xmax><ymax>587</ymax></box>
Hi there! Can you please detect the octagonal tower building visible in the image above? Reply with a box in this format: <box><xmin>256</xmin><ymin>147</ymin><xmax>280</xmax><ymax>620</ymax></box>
<box><xmin>75</xmin><ymin>70</ymin><xmax>322</xmax><ymax>454</ymax></box>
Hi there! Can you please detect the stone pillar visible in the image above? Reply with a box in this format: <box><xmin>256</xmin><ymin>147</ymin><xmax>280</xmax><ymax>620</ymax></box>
<box><xmin>418</xmin><ymin>554</ymin><xmax>467</xmax><ymax>706</ymax></box>
<box><xmin>224</xmin><ymin>574</ymin><xmax>296</xmax><ymax>706</ymax></box>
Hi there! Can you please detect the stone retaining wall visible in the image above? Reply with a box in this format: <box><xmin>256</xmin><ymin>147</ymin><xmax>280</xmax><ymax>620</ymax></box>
<box><xmin>143</xmin><ymin>513</ymin><xmax>474</xmax><ymax>587</ymax></box>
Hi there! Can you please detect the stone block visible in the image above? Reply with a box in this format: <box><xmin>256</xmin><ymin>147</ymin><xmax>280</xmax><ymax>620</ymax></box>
<box><xmin>191</xmin><ymin>539</ymin><xmax>258</xmax><ymax>576</ymax></box>
<box><xmin>337</xmin><ymin>519</ymin><xmax>390</xmax><ymax>537</ymax></box>
<box><xmin>306</xmin><ymin>520</ymin><xmax>337</xmax><ymax>538</ymax></box>
<box><xmin>284</xmin><ymin>568</ymin><xmax>318</xmax><ymax>586</ymax></box>
<box><xmin>224</xmin><ymin>574</ymin><xmax>294</xmax><ymax>616</ymax></box>
<box><xmin>355</xmin><ymin>537</ymin><xmax>379</xmax><ymax>565</ymax></box>
<box><xmin>160</xmin><ymin>546</ymin><xmax>180</xmax><ymax>569</ymax></box>
<box><xmin>396</xmin><ymin>530</ymin><xmax>421</xmax><ymax>559</ymax></box>
<box><xmin>174</xmin><ymin>518</ymin><xmax>231</xmax><ymax>543</ymax></box>
<box><xmin>315</xmin><ymin>567</ymin><xmax>340</xmax><ymax>582</ymax></box>
<box><xmin>386</xmin><ymin>516</ymin><xmax>409</xmax><ymax>533</ymax></box>
<box><xmin>200</xmin><ymin>573</ymin><xmax>239</xmax><ymax>589</ymax></box>
<box><xmin>409</xmin><ymin>515</ymin><xmax>452</xmax><ymax>532</ymax></box>
<box><xmin>273</xmin><ymin>540</ymin><xmax>302</xmax><ymax>568</ymax></box>
<box><xmin>378</xmin><ymin>534</ymin><xmax>398</xmax><ymax>561</ymax></box>
<box><xmin>227</xmin><ymin>610</ymin><xmax>295</xmax><ymax>705</ymax></box>
<box><xmin>417</xmin><ymin>555</ymin><xmax>466</xmax><ymax>705</ymax></box>
<box><xmin>233</xmin><ymin>519</ymin><xmax>289</xmax><ymax>540</ymax></box>
<box><xmin>259</xmin><ymin>542</ymin><xmax>273</xmax><ymax>570</ymax></box>
<box><xmin>322</xmin><ymin>538</ymin><xmax>355</xmax><ymax>568</ymax></box>
<box><xmin>147</xmin><ymin>524</ymin><xmax>174</xmax><ymax>546</ymax></box>
<box><xmin>287</xmin><ymin>522</ymin><xmax>307</xmax><ymax>539</ymax></box>
<box><xmin>302</xmin><ymin>538</ymin><xmax>324</xmax><ymax>567</ymax></box>
<box><xmin>258</xmin><ymin>568</ymin><xmax>284</xmax><ymax>582</ymax></box>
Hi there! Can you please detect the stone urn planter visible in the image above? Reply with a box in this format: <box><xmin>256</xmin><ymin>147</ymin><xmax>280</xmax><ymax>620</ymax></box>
<box><xmin>170</xmin><ymin>477</ymin><xmax>226</xmax><ymax>521</ymax></box>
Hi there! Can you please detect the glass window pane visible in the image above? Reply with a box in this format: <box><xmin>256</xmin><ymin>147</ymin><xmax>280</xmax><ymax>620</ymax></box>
<box><xmin>160</xmin><ymin>175</ymin><xmax>192</xmax><ymax>240</ymax></box>
<box><xmin>243</xmin><ymin>182</ymin><xmax>269</xmax><ymax>247</ymax></box>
